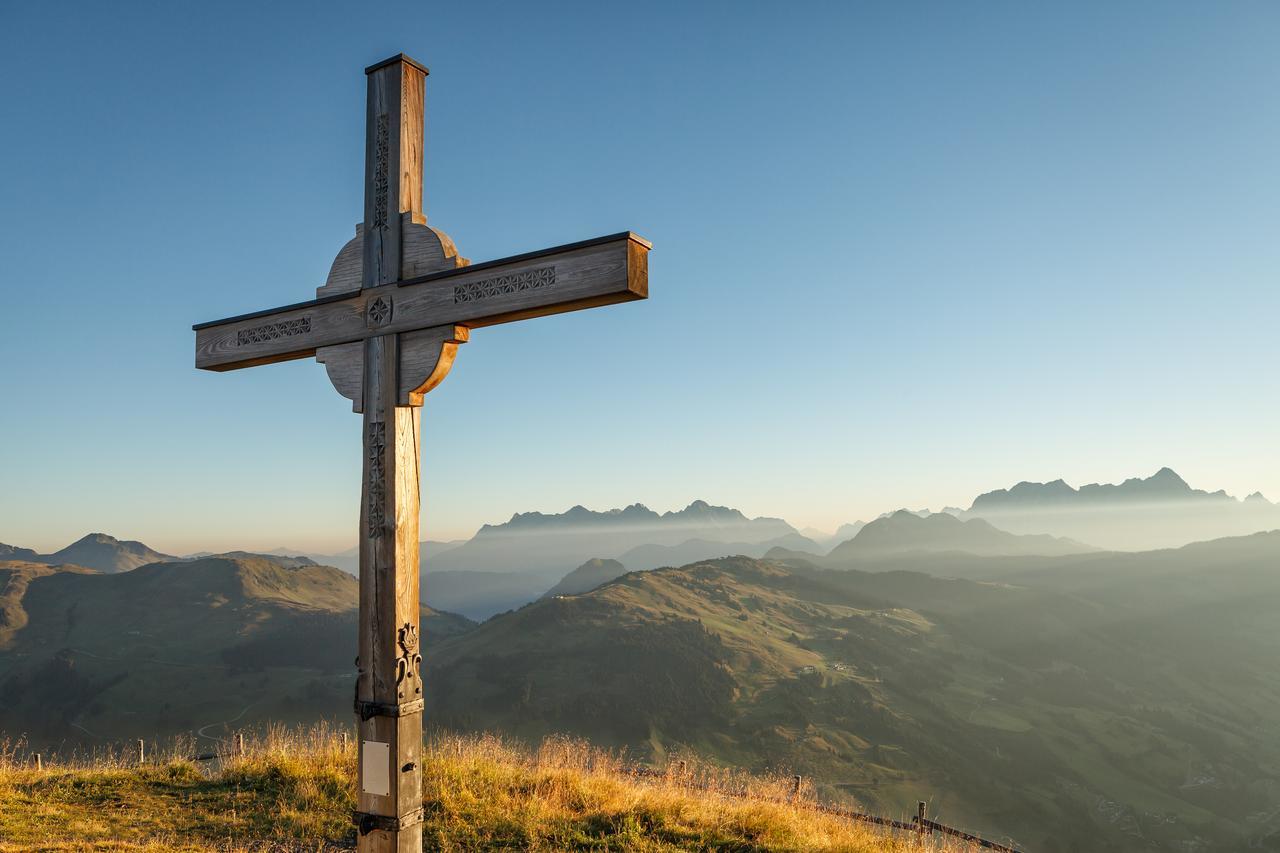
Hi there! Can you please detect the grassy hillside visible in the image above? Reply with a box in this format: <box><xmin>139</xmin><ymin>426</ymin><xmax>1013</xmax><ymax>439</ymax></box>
<box><xmin>5</xmin><ymin>538</ymin><xmax>1279</xmax><ymax>850</ymax></box>
<box><xmin>428</xmin><ymin>547</ymin><xmax>1280</xmax><ymax>852</ymax></box>
<box><xmin>0</xmin><ymin>556</ymin><xmax>472</xmax><ymax>747</ymax></box>
<box><xmin>0</xmin><ymin>727</ymin><xmax>971</xmax><ymax>852</ymax></box>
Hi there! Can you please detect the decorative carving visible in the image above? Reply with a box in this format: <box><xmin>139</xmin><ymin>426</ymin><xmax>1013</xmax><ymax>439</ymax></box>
<box><xmin>394</xmin><ymin>622</ymin><xmax>422</xmax><ymax>698</ymax></box>
<box><xmin>454</xmin><ymin>266</ymin><xmax>556</xmax><ymax>304</ymax></box>
<box><xmin>237</xmin><ymin>317</ymin><xmax>310</xmax><ymax>346</ymax></box>
<box><xmin>367</xmin><ymin>295</ymin><xmax>392</xmax><ymax>328</ymax></box>
<box><xmin>372</xmin><ymin>114</ymin><xmax>389</xmax><ymax>232</ymax></box>
<box><xmin>366</xmin><ymin>421</ymin><xmax>386</xmax><ymax>538</ymax></box>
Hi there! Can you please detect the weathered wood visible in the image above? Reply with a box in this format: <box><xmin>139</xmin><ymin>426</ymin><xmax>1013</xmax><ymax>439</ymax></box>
<box><xmin>316</xmin><ymin>323</ymin><xmax>468</xmax><ymax>412</ymax></box>
<box><xmin>354</xmin><ymin>55</ymin><xmax>427</xmax><ymax>853</ymax></box>
<box><xmin>194</xmin><ymin>232</ymin><xmax>648</xmax><ymax>371</ymax></box>
<box><xmin>192</xmin><ymin>50</ymin><xmax>652</xmax><ymax>853</ymax></box>
<box><xmin>400</xmin><ymin>324</ymin><xmax>468</xmax><ymax>407</ymax></box>
<box><xmin>356</xmin><ymin>332</ymin><xmax>423</xmax><ymax>852</ymax></box>
<box><xmin>318</xmin><ymin>225</ymin><xmax>364</xmax><ymax>298</ymax></box>
<box><xmin>321</xmin><ymin>213</ymin><xmax>469</xmax><ymax>299</ymax></box>
<box><xmin>316</xmin><ymin>340</ymin><xmax>365</xmax><ymax>412</ymax></box>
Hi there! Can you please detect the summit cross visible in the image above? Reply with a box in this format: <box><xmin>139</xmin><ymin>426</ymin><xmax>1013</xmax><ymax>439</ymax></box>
<box><xmin>192</xmin><ymin>53</ymin><xmax>650</xmax><ymax>852</ymax></box>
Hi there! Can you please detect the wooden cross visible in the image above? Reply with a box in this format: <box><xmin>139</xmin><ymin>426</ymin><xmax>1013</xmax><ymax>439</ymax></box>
<box><xmin>192</xmin><ymin>54</ymin><xmax>650</xmax><ymax>852</ymax></box>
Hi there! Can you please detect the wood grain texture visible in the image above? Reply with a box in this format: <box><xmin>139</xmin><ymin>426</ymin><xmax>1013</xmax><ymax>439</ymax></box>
<box><xmin>317</xmin><ymin>214</ymin><xmax>466</xmax><ymax>300</ymax></box>
<box><xmin>196</xmin><ymin>234</ymin><xmax>647</xmax><ymax>371</ymax></box>
<box><xmin>317</xmin><ymin>225</ymin><xmax>364</xmax><ymax>298</ymax></box>
<box><xmin>316</xmin><ymin>341</ymin><xmax>364</xmax><ymax>412</ymax></box>
<box><xmin>355</xmin><ymin>56</ymin><xmax>429</xmax><ymax>853</ymax></box>
<box><xmin>399</xmin><ymin>70</ymin><xmax>423</xmax><ymax>225</ymax></box>
<box><xmin>399</xmin><ymin>324</ymin><xmax>468</xmax><ymax>406</ymax></box>
<box><xmin>401</xmin><ymin>213</ymin><xmax>469</xmax><ymax>279</ymax></box>
<box><xmin>356</xmin><ymin>334</ymin><xmax>423</xmax><ymax>852</ymax></box>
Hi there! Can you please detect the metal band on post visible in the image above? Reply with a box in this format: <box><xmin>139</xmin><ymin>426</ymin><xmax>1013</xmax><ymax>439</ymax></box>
<box><xmin>353</xmin><ymin>697</ymin><xmax>424</xmax><ymax>721</ymax></box>
<box><xmin>353</xmin><ymin>806</ymin><xmax>426</xmax><ymax>835</ymax></box>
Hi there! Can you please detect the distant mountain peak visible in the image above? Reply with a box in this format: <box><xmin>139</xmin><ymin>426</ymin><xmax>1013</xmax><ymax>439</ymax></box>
<box><xmin>827</xmin><ymin>510</ymin><xmax>1095</xmax><ymax>561</ymax></box>
<box><xmin>971</xmin><ymin>467</ymin><xmax>1235</xmax><ymax>511</ymax></box>
<box><xmin>481</xmin><ymin>501</ymin><xmax>773</xmax><ymax>537</ymax></box>
<box><xmin>543</xmin><ymin>557</ymin><xmax>629</xmax><ymax>599</ymax></box>
<box><xmin>75</xmin><ymin>532</ymin><xmax>120</xmax><ymax>545</ymax></box>
<box><xmin>38</xmin><ymin>533</ymin><xmax>174</xmax><ymax>574</ymax></box>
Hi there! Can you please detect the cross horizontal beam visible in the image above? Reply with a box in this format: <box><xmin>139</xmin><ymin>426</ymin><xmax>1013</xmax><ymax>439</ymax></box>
<box><xmin>193</xmin><ymin>231</ymin><xmax>650</xmax><ymax>371</ymax></box>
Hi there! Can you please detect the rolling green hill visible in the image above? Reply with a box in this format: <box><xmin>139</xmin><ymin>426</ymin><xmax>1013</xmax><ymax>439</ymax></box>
<box><xmin>427</xmin><ymin>540</ymin><xmax>1280</xmax><ymax>852</ymax></box>
<box><xmin>543</xmin><ymin>558</ymin><xmax>629</xmax><ymax>598</ymax></box>
<box><xmin>3</xmin><ymin>535</ymin><xmax>1278</xmax><ymax>851</ymax></box>
<box><xmin>0</xmin><ymin>555</ymin><xmax>472</xmax><ymax>747</ymax></box>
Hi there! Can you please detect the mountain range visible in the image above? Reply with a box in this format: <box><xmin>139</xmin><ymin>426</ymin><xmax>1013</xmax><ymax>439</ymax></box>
<box><xmin>3</xmin><ymin>497</ymin><xmax>1280</xmax><ymax>849</ymax></box>
<box><xmin>10</xmin><ymin>467</ymin><xmax>1275</xmax><ymax>622</ymax></box>
<box><xmin>427</xmin><ymin>500</ymin><xmax>801</xmax><ymax>574</ymax></box>
<box><xmin>820</xmin><ymin>510</ymin><xmax>1095</xmax><ymax>562</ymax></box>
<box><xmin>425</xmin><ymin>535</ymin><xmax>1280</xmax><ymax>852</ymax></box>
<box><xmin>961</xmin><ymin>467</ymin><xmax>1280</xmax><ymax>551</ymax></box>
<box><xmin>0</xmin><ymin>533</ymin><xmax>176</xmax><ymax>573</ymax></box>
<box><xmin>970</xmin><ymin>466</ymin><xmax>1246</xmax><ymax>510</ymax></box>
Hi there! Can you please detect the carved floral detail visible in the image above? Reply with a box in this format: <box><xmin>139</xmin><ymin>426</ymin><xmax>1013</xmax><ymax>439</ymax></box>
<box><xmin>367</xmin><ymin>295</ymin><xmax>392</xmax><ymax>328</ymax></box>
<box><xmin>395</xmin><ymin>622</ymin><xmax>422</xmax><ymax>697</ymax></box>
<box><xmin>454</xmin><ymin>266</ymin><xmax>556</xmax><ymax>304</ymax></box>
<box><xmin>237</xmin><ymin>317</ymin><xmax>311</xmax><ymax>346</ymax></box>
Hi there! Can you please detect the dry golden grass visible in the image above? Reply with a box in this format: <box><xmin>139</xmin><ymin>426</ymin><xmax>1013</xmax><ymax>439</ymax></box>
<box><xmin>0</xmin><ymin>726</ymin><xmax>976</xmax><ymax>851</ymax></box>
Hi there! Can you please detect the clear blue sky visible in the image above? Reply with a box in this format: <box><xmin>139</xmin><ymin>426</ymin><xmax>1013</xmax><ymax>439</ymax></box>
<box><xmin>2</xmin><ymin>2</ymin><xmax>1277</xmax><ymax>554</ymax></box>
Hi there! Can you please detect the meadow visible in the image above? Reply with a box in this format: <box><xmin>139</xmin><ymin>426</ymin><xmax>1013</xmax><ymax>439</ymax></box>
<box><xmin>0</xmin><ymin>726</ymin><xmax>978</xmax><ymax>851</ymax></box>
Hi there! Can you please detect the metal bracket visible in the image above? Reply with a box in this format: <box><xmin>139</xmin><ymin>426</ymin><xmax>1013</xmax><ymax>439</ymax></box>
<box><xmin>354</xmin><ymin>697</ymin><xmax>424</xmax><ymax>721</ymax></box>
<box><xmin>353</xmin><ymin>806</ymin><xmax>425</xmax><ymax>835</ymax></box>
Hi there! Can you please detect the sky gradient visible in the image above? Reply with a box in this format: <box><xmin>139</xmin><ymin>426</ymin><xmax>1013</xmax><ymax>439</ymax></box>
<box><xmin>2</xmin><ymin>1</ymin><xmax>1278</xmax><ymax>554</ymax></box>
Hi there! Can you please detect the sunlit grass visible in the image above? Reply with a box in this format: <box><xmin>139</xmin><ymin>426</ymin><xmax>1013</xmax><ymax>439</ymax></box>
<box><xmin>0</xmin><ymin>726</ymin><xmax>975</xmax><ymax>851</ymax></box>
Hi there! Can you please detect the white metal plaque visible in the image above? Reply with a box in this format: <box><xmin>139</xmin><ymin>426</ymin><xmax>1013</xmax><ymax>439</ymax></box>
<box><xmin>361</xmin><ymin>740</ymin><xmax>390</xmax><ymax>796</ymax></box>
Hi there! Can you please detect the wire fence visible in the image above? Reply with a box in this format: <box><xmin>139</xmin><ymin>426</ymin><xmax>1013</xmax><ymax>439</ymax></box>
<box><xmin>627</xmin><ymin>765</ymin><xmax>1023</xmax><ymax>853</ymax></box>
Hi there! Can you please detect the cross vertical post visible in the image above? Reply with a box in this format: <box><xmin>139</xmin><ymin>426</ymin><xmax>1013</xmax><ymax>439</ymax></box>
<box><xmin>354</xmin><ymin>54</ymin><xmax>427</xmax><ymax>852</ymax></box>
<box><xmin>191</xmin><ymin>51</ymin><xmax>651</xmax><ymax>853</ymax></box>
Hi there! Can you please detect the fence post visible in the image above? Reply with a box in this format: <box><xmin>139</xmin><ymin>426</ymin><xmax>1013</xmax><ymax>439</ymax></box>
<box><xmin>137</xmin><ymin>739</ymin><xmax>146</xmax><ymax>766</ymax></box>
<box><xmin>236</xmin><ymin>732</ymin><xmax>245</xmax><ymax>758</ymax></box>
<box><xmin>33</xmin><ymin>753</ymin><xmax>42</xmax><ymax>772</ymax></box>
<box><xmin>341</xmin><ymin>731</ymin><xmax>349</xmax><ymax>749</ymax></box>
<box><xmin>917</xmin><ymin>801</ymin><xmax>927</xmax><ymax>840</ymax></box>
<box><xmin>792</xmin><ymin>775</ymin><xmax>803</xmax><ymax>800</ymax></box>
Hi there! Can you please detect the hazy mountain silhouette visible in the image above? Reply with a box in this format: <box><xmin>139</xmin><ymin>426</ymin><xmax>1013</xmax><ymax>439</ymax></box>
<box><xmin>426</xmin><ymin>500</ymin><xmax>798</xmax><ymax>576</ymax></box>
<box><xmin>823</xmin><ymin>510</ymin><xmax>1096</xmax><ymax>562</ymax></box>
<box><xmin>5</xmin><ymin>533</ymin><xmax>175</xmax><ymax>573</ymax></box>
<box><xmin>616</xmin><ymin>533</ymin><xmax>821</xmax><ymax>572</ymax></box>
<box><xmin>963</xmin><ymin>467</ymin><xmax>1280</xmax><ymax>550</ymax></box>
<box><xmin>970</xmin><ymin>466</ymin><xmax>1234</xmax><ymax>510</ymax></box>
<box><xmin>831</xmin><ymin>521</ymin><xmax>866</xmax><ymax>541</ymax></box>
<box><xmin>0</xmin><ymin>543</ymin><xmax>38</xmax><ymax>562</ymax></box>
<box><xmin>542</xmin><ymin>558</ymin><xmax>628</xmax><ymax>598</ymax></box>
